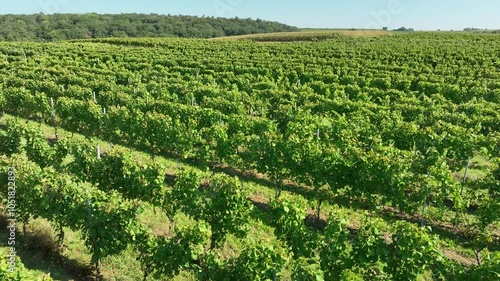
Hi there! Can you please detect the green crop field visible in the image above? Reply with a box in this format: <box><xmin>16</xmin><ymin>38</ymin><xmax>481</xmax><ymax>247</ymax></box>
<box><xmin>209</xmin><ymin>29</ymin><xmax>392</xmax><ymax>42</ymax></box>
<box><xmin>0</xmin><ymin>32</ymin><xmax>499</xmax><ymax>280</ymax></box>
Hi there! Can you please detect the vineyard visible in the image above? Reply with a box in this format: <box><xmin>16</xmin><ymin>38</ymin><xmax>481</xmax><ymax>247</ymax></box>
<box><xmin>0</xmin><ymin>32</ymin><xmax>499</xmax><ymax>280</ymax></box>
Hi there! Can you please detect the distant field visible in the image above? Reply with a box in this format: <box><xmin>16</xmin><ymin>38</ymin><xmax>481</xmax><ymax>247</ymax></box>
<box><xmin>210</xmin><ymin>29</ymin><xmax>392</xmax><ymax>42</ymax></box>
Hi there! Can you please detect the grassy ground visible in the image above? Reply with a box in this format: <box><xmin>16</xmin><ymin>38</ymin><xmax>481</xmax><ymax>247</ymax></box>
<box><xmin>0</xmin><ymin>214</ymin><xmax>79</xmax><ymax>280</ymax></box>
<box><xmin>0</xmin><ymin>114</ymin><xmax>495</xmax><ymax>280</ymax></box>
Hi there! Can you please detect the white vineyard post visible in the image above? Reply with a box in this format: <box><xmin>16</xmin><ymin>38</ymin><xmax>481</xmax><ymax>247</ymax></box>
<box><xmin>316</xmin><ymin>128</ymin><xmax>320</xmax><ymax>149</ymax></box>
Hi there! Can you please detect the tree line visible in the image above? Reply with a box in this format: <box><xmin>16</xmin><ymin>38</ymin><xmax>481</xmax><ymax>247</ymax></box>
<box><xmin>0</xmin><ymin>13</ymin><xmax>299</xmax><ymax>41</ymax></box>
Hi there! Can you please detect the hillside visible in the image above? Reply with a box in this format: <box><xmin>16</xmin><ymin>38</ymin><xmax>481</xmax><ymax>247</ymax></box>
<box><xmin>0</xmin><ymin>33</ymin><xmax>499</xmax><ymax>280</ymax></box>
<box><xmin>0</xmin><ymin>13</ymin><xmax>299</xmax><ymax>41</ymax></box>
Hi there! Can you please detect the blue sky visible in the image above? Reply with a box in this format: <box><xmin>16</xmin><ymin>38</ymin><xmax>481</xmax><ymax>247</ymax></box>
<box><xmin>1</xmin><ymin>0</ymin><xmax>499</xmax><ymax>30</ymax></box>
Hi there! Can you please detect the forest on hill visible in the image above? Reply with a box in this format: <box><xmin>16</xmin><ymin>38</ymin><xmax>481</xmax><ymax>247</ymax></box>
<box><xmin>0</xmin><ymin>13</ymin><xmax>299</xmax><ymax>41</ymax></box>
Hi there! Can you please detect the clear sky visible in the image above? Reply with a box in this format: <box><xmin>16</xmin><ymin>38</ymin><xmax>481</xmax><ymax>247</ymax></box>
<box><xmin>1</xmin><ymin>0</ymin><xmax>499</xmax><ymax>31</ymax></box>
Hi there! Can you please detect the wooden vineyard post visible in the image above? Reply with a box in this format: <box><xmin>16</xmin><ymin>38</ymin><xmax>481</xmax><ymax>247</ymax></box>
<box><xmin>274</xmin><ymin>152</ymin><xmax>281</xmax><ymax>199</ymax></box>
<box><xmin>21</xmin><ymin>47</ymin><xmax>27</xmax><ymax>61</ymax></box>
<box><xmin>85</xmin><ymin>189</ymin><xmax>101</xmax><ymax>280</ymax></box>
<box><xmin>176</xmin><ymin>147</ymin><xmax>181</xmax><ymax>170</ymax></box>
<box><xmin>96</xmin><ymin>259</ymin><xmax>101</xmax><ymax>280</ymax></box>
<box><xmin>421</xmin><ymin>171</ymin><xmax>430</xmax><ymax>227</ymax></box>
<box><xmin>50</xmin><ymin>97</ymin><xmax>58</xmax><ymax>141</ymax></box>
<box><xmin>454</xmin><ymin>157</ymin><xmax>471</xmax><ymax>228</ymax></box>
<box><xmin>460</xmin><ymin>157</ymin><xmax>471</xmax><ymax>196</ymax></box>
<box><xmin>55</xmin><ymin>222</ymin><xmax>65</xmax><ymax>253</ymax></box>
<box><xmin>103</xmin><ymin>107</ymin><xmax>111</xmax><ymax>152</ymax></box>
<box><xmin>421</xmin><ymin>197</ymin><xmax>427</xmax><ymax>227</ymax></box>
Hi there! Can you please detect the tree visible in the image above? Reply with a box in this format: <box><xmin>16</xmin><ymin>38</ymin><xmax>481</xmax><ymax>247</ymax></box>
<box><xmin>0</xmin><ymin>14</ymin><xmax>300</xmax><ymax>41</ymax></box>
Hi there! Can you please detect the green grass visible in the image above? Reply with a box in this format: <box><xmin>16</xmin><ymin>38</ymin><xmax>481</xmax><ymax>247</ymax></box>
<box><xmin>100</xmin><ymin>246</ymin><xmax>143</xmax><ymax>281</ymax></box>
<box><xmin>453</xmin><ymin>154</ymin><xmax>494</xmax><ymax>181</ymax></box>
<box><xmin>0</xmin><ymin>215</ymin><xmax>83</xmax><ymax>280</ymax></box>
